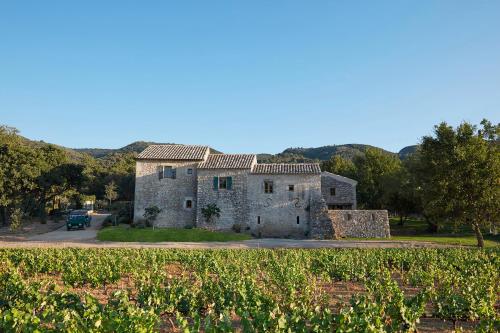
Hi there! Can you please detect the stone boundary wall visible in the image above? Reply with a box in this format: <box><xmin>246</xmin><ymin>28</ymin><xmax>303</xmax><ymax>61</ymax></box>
<box><xmin>328</xmin><ymin>210</ymin><xmax>390</xmax><ymax>238</ymax></box>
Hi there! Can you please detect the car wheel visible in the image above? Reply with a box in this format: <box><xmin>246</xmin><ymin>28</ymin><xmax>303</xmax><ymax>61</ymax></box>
<box><xmin>67</xmin><ymin>226</ymin><xmax>71</xmax><ymax>231</ymax></box>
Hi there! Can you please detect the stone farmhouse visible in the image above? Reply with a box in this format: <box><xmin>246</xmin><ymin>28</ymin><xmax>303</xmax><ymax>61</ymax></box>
<box><xmin>134</xmin><ymin>144</ymin><xmax>390</xmax><ymax>239</ymax></box>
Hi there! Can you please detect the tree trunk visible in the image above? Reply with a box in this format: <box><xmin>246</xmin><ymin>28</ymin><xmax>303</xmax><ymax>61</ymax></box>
<box><xmin>425</xmin><ymin>218</ymin><xmax>438</xmax><ymax>233</ymax></box>
<box><xmin>472</xmin><ymin>221</ymin><xmax>485</xmax><ymax>248</ymax></box>
<box><xmin>0</xmin><ymin>206</ymin><xmax>7</xmax><ymax>226</ymax></box>
<box><xmin>398</xmin><ymin>215</ymin><xmax>404</xmax><ymax>226</ymax></box>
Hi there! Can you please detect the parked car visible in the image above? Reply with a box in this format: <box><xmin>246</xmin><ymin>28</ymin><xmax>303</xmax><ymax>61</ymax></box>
<box><xmin>67</xmin><ymin>210</ymin><xmax>92</xmax><ymax>230</ymax></box>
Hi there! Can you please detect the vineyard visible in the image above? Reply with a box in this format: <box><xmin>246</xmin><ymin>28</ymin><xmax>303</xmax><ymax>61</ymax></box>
<box><xmin>0</xmin><ymin>248</ymin><xmax>498</xmax><ymax>332</ymax></box>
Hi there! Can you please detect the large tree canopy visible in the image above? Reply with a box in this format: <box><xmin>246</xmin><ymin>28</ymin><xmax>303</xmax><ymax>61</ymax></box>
<box><xmin>416</xmin><ymin>120</ymin><xmax>500</xmax><ymax>247</ymax></box>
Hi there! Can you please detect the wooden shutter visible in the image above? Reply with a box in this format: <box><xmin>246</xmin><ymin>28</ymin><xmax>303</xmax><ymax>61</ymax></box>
<box><xmin>213</xmin><ymin>176</ymin><xmax>219</xmax><ymax>190</ymax></box>
<box><xmin>227</xmin><ymin>176</ymin><xmax>233</xmax><ymax>190</ymax></box>
<box><xmin>172</xmin><ymin>169</ymin><xmax>176</xmax><ymax>179</ymax></box>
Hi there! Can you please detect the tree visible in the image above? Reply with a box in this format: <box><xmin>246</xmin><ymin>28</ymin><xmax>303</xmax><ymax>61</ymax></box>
<box><xmin>416</xmin><ymin>120</ymin><xmax>500</xmax><ymax>247</ymax></box>
<box><xmin>322</xmin><ymin>155</ymin><xmax>357</xmax><ymax>179</ymax></box>
<box><xmin>143</xmin><ymin>205</ymin><xmax>162</xmax><ymax>229</ymax></box>
<box><xmin>353</xmin><ymin>148</ymin><xmax>403</xmax><ymax>209</ymax></box>
<box><xmin>104</xmin><ymin>181</ymin><xmax>118</xmax><ymax>206</ymax></box>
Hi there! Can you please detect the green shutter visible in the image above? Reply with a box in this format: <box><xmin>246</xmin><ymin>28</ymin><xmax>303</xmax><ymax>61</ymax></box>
<box><xmin>227</xmin><ymin>176</ymin><xmax>233</xmax><ymax>190</ymax></box>
<box><xmin>213</xmin><ymin>176</ymin><xmax>219</xmax><ymax>190</ymax></box>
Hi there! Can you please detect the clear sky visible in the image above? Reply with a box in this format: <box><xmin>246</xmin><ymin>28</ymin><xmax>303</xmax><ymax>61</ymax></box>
<box><xmin>1</xmin><ymin>1</ymin><xmax>499</xmax><ymax>154</ymax></box>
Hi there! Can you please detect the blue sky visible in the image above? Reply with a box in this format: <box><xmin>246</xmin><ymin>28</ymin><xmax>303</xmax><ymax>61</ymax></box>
<box><xmin>1</xmin><ymin>1</ymin><xmax>499</xmax><ymax>154</ymax></box>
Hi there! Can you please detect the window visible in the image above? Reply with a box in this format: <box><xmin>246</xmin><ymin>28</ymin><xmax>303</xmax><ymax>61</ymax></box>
<box><xmin>330</xmin><ymin>187</ymin><xmax>336</xmax><ymax>196</ymax></box>
<box><xmin>296</xmin><ymin>216</ymin><xmax>300</xmax><ymax>224</ymax></box>
<box><xmin>185</xmin><ymin>200</ymin><xmax>193</xmax><ymax>209</ymax></box>
<box><xmin>288</xmin><ymin>185</ymin><xmax>294</xmax><ymax>192</ymax></box>
<box><xmin>264</xmin><ymin>181</ymin><xmax>273</xmax><ymax>193</ymax></box>
<box><xmin>219</xmin><ymin>177</ymin><xmax>227</xmax><ymax>189</ymax></box>
<box><xmin>347</xmin><ymin>213</ymin><xmax>352</xmax><ymax>221</ymax></box>
<box><xmin>371</xmin><ymin>213</ymin><xmax>376</xmax><ymax>221</ymax></box>
<box><xmin>159</xmin><ymin>166</ymin><xmax>176</xmax><ymax>180</ymax></box>
<box><xmin>257</xmin><ymin>216</ymin><xmax>261</xmax><ymax>224</ymax></box>
<box><xmin>213</xmin><ymin>176</ymin><xmax>232</xmax><ymax>190</ymax></box>
<box><xmin>187</xmin><ymin>168</ymin><xmax>193</xmax><ymax>175</ymax></box>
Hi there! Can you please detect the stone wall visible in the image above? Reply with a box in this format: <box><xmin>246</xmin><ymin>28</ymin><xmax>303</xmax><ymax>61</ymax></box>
<box><xmin>247</xmin><ymin>174</ymin><xmax>321</xmax><ymax>238</ymax></box>
<box><xmin>196</xmin><ymin>169</ymin><xmax>250</xmax><ymax>231</ymax></box>
<box><xmin>321</xmin><ymin>172</ymin><xmax>357</xmax><ymax>209</ymax></box>
<box><xmin>134</xmin><ymin>160</ymin><xmax>199</xmax><ymax>227</ymax></box>
<box><xmin>309</xmin><ymin>197</ymin><xmax>335</xmax><ymax>239</ymax></box>
<box><xmin>328</xmin><ymin>210</ymin><xmax>390</xmax><ymax>238</ymax></box>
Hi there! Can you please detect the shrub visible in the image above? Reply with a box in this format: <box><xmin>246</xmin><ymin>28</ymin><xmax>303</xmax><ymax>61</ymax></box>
<box><xmin>201</xmin><ymin>203</ymin><xmax>221</xmax><ymax>223</ymax></box>
<box><xmin>232</xmin><ymin>223</ymin><xmax>241</xmax><ymax>233</ymax></box>
<box><xmin>143</xmin><ymin>206</ymin><xmax>161</xmax><ymax>229</ymax></box>
<box><xmin>102</xmin><ymin>215</ymin><xmax>114</xmax><ymax>228</ymax></box>
<box><xmin>9</xmin><ymin>208</ymin><xmax>23</xmax><ymax>232</ymax></box>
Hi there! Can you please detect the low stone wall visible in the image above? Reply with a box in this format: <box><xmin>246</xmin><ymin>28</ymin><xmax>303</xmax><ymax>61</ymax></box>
<box><xmin>328</xmin><ymin>210</ymin><xmax>390</xmax><ymax>238</ymax></box>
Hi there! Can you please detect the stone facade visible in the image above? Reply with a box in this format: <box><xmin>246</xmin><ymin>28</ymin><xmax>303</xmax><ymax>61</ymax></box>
<box><xmin>321</xmin><ymin>172</ymin><xmax>357</xmax><ymax>209</ymax></box>
<box><xmin>196</xmin><ymin>169</ymin><xmax>251</xmax><ymax>231</ymax></box>
<box><xmin>247</xmin><ymin>174</ymin><xmax>321</xmax><ymax>238</ymax></box>
<box><xmin>134</xmin><ymin>144</ymin><xmax>389</xmax><ymax>239</ymax></box>
<box><xmin>134</xmin><ymin>160</ymin><xmax>200</xmax><ymax>227</ymax></box>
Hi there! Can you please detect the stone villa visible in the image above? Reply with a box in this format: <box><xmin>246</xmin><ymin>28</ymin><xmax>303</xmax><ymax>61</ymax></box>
<box><xmin>134</xmin><ymin>144</ymin><xmax>390</xmax><ymax>238</ymax></box>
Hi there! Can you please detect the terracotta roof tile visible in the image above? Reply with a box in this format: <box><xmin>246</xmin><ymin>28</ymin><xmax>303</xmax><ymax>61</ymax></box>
<box><xmin>252</xmin><ymin>163</ymin><xmax>321</xmax><ymax>174</ymax></box>
<box><xmin>136</xmin><ymin>144</ymin><xmax>209</xmax><ymax>160</ymax></box>
<box><xmin>198</xmin><ymin>154</ymin><xmax>257</xmax><ymax>169</ymax></box>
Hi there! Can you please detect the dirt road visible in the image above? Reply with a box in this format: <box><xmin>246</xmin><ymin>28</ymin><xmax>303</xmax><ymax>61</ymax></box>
<box><xmin>0</xmin><ymin>213</ymin><xmax>459</xmax><ymax>249</ymax></box>
<box><xmin>28</xmin><ymin>214</ymin><xmax>108</xmax><ymax>242</ymax></box>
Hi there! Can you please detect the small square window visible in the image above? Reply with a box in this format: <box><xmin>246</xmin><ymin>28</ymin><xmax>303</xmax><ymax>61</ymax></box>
<box><xmin>288</xmin><ymin>185</ymin><xmax>294</xmax><ymax>191</ymax></box>
<box><xmin>330</xmin><ymin>188</ymin><xmax>336</xmax><ymax>196</ymax></box>
<box><xmin>185</xmin><ymin>200</ymin><xmax>192</xmax><ymax>209</ymax></box>
<box><xmin>187</xmin><ymin>168</ymin><xmax>193</xmax><ymax>175</ymax></box>
<box><xmin>264</xmin><ymin>181</ymin><xmax>273</xmax><ymax>193</ymax></box>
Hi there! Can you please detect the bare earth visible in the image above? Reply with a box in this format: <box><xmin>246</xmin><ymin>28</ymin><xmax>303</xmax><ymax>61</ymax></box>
<box><xmin>0</xmin><ymin>214</ymin><xmax>459</xmax><ymax>249</ymax></box>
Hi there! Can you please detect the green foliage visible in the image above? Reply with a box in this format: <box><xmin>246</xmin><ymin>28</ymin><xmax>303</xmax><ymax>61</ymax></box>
<box><xmin>104</xmin><ymin>181</ymin><xmax>119</xmax><ymax>205</ymax></box>
<box><xmin>143</xmin><ymin>206</ymin><xmax>161</xmax><ymax>228</ymax></box>
<box><xmin>415</xmin><ymin>120</ymin><xmax>500</xmax><ymax>247</ymax></box>
<box><xmin>8</xmin><ymin>208</ymin><xmax>23</xmax><ymax>231</ymax></box>
<box><xmin>0</xmin><ymin>125</ymin><xmax>137</xmax><ymax>227</ymax></box>
<box><xmin>0</xmin><ymin>248</ymin><xmax>497</xmax><ymax>332</ymax></box>
<box><xmin>201</xmin><ymin>203</ymin><xmax>221</xmax><ymax>223</ymax></box>
<box><xmin>354</xmin><ymin>148</ymin><xmax>403</xmax><ymax>209</ymax></box>
<box><xmin>321</xmin><ymin>155</ymin><xmax>357</xmax><ymax>179</ymax></box>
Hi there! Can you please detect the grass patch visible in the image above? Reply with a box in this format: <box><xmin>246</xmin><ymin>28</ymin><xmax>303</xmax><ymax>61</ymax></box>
<box><xmin>389</xmin><ymin>235</ymin><xmax>500</xmax><ymax>248</ymax></box>
<box><xmin>97</xmin><ymin>225</ymin><xmax>252</xmax><ymax>242</ymax></box>
<box><xmin>386</xmin><ymin>217</ymin><xmax>499</xmax><ymax>247</ymax></box>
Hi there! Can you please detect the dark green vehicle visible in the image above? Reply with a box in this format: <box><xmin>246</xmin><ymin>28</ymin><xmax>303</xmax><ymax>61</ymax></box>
<box><xmin>67</xmin><ymin>210</ymin><xmax>92</xmax><ymax>230</ymax></box>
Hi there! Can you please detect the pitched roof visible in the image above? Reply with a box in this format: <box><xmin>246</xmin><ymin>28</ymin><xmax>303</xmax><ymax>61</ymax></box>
<box><xmin>321</xmin><ymin>171</ymin><xmax>358</xmax><ymax>185</ymax></box>
<box><xmin>252</xmin><ymin>163</ymin><xmax>321</xmax><ymax>175</ymax></box>
<box><xmin>198</xmin><ymin>154</ymin><xmax>257</xmax><ymax>169</ymax></box>
<box><xmin>136</xmin><ymin>144</ymin><xmax>209</xmax><ymax>160</ymax></box>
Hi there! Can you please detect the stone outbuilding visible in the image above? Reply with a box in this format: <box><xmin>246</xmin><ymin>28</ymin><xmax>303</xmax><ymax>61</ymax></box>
<box><xmin>134</xmin><ymin>144</ymin><xmax>390</xmax><ymax>238</ymax></box>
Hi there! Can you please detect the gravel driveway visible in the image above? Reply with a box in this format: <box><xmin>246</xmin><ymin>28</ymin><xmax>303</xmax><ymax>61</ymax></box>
<box><xmin>0</xmin><ymin>213</ymin><xmax>458</xmax><ymax>249</ymax></box>
<box><xmin>29</xmin><ymin>214</ymin><xmax>108</xmax><ymax>242</ymax></box>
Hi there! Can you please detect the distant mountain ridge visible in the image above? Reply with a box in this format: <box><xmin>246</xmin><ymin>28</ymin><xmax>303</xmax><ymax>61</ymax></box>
<box><xmin>29</xmin><ymin>139</ymin><xmax>418</xmax><ymax>162</ymax></box>
<box><xmin>74</xmin><ymin>141</ymin><xmax>166</xmax><ymax>158</ymax></box>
